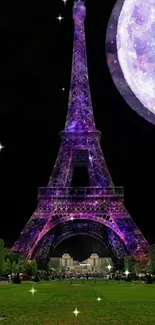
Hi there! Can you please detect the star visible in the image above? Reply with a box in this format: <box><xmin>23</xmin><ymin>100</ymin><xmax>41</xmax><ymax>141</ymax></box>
<box><xmin>62</xmin><ymin>0</ymin><xmax>67</xmax><ymax>4</ymax></box>
<box><xmin>28</xmin><ymin>286</ymin><xmax>38</xmax><ymax>296</ymax></box>
<box><xmin>107</xmin><ymin>264</ymin><xmax>112</xmax><ymax>271</ymax></box>
<box><xmin>56</xmin><ymin>15</ymin><xmax>64</xmax><ymax>22</ymax></box>
<box><xmin>70</xmin><ymin>217</ymin><xmax>74</xmax><ymax>221</ymax></box>
<box><xmin>0</xmin><ymin>143</ymin><xmax>4</xmax><ymax>151</ymax></box>
<box><xmin>73</xmin><ymin>308</ymin><xmax>80</xmax><ymax>317</ymax></box>
<box><xmin>62</xmin><ymin>87</ymin><xmax>65</xmax><ymax>91</ymax></box>
<box><xmin>97</xmin><ymin>297</ymin><xmax>102</xmax><ymax>302</ymax></box>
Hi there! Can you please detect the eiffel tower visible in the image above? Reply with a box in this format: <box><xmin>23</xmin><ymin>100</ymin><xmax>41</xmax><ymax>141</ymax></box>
<box><xmin>11</xmin><ymin>0</ymin><xmax>149</xmax><ymax>265</ymax></box>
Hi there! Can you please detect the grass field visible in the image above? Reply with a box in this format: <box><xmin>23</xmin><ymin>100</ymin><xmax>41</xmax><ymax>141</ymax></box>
<box><xmin>0</xmin><ymin>280</ymin><xmax>155</xmax><ymax>325</ymax></box>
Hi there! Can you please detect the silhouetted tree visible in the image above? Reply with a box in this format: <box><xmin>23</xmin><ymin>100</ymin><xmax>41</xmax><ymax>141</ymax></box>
<box><xmin>148</xmin><ymin>245</ymin><xmax>155</xmax><ymax>275</ymax></box>
<box><xmin>0</xmin><ymin>239</ymin><xmax>5</xmax><ymax>275</ymax></box>
<box><xmin>31</xmin><ymin>260</ymin><xmax>38</xmax><ymax>275</ymax></box>
<box><xmin>24</xmin><ymin>260</ymin><xmax>38</xmax><ymax>275</ymax></box>
<box><xmin>16</xmin><ymin>256</ymin><xmax>26</xmax><ymax>273</ymax></box>
<box><xmin>12</xmin><ymin>261</ymin><xmax>17</xmax><ymax>273</ymax></box>
<box><xmin>3</xmin><ymin>258</ymin><xmax>12</xmax><ymax>275</ymax></box>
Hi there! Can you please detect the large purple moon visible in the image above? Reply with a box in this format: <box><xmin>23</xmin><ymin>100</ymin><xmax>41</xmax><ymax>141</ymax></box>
<box><xmin>106</xmin><ymin>0</ymin><xmax>155</xmax><ymax>124</ymax></box>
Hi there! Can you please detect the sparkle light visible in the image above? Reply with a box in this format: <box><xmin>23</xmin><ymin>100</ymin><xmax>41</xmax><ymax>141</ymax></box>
<box><xmin>56</xmin><ymin>15</ymin><xmax>64</xmax><ymax>22</ymax></box>
<box><xmin>62</xmin><ymin>0</ymin><xmax>67</xmax><ymax>4</ymax></box>
<box><xmin>107</xmin><ymin>264</ymin><xmax>112</xmax><ymax>271</ymax></box>
<box><xmin>97</xmin><ymin>297</ymin><xmax>102</xmax><ymax>302</ymax></box>
<box><xmin>62</xmin><ymin>87</ymin><xmax>65</xmax><ymax>91</ymax></box>
<box><xmin>117</xmin><ymin>0</ymin><xmax>155</xmax><ymax>115</ymax></box>
<box><xmin>0</xmin><ymin>143</ymin><xmax>4</xmax><ymax>151</ymax></box>
<box><xmin>125</xmin><ymin>270</ymin><xmax>130</xmax><ymax>276</ymax></box>
<box><xmin>89</xmin><ymin>154</ymin><xmax>93</xmax><ymax>162</ymax></box>
<box><xmin>29</xmin><ymin>286</ymin><xmax>38</xmax><ymax>296</ymax></box>
<box><xmin>73</xmin><ymin>307</ymin><xmax>80</xmax><ymax>317</ymax></box>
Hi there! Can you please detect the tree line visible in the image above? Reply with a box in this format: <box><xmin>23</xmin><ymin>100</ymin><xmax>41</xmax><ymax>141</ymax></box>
<box><xmin>0</xmin><ymin>238</ymin><xmax>155</xmax><ymax>276</ymax></box>
<box><xmin>0</xmin><ymin>239</ymin><xmax>37</xmax><ymax>276</ymax></box>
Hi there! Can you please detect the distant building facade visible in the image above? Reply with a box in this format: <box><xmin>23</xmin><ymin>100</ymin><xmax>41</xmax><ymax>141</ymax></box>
<box><xmin>60</xmin><ymin>253</ymin><xmax>73</xmax><ymax>268</ymax></box>
<box><xmin>57</xmin><ymin>253</ymin><xmax>112</xmax><ymax>273</ymax></box>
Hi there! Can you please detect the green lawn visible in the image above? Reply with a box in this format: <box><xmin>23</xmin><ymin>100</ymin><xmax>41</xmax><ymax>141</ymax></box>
<box><xmin>0</xmin><ymin>280</ymin><xmax>155</xmax><ymax>325</ymax></box>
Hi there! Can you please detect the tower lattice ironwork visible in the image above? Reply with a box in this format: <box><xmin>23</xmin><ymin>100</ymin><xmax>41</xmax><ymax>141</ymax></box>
<box><xmin>11</xmin><ymin>0</ymin><xmax>149</xmax><ymax>264</ymax></box>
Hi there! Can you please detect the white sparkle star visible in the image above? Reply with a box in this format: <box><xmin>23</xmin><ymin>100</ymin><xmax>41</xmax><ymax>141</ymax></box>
<box><xmin>62</xmin><ymin>0</ymin><xmax>67</xmax><ymax>4</ymax></box>
<box><xmin>125</xmin><ymin>270</ymin><xmax>130</xmax><ymax>276</ymax></box>
<box><xmin>56</xmin><ymin>15</ymin><xmax>64</xmax><ymax>22</ymax></box>
<box><xmin>73</xmin><ymin>307</ymin><xmax>80</xmax><ymax>317</ymax></box>
<box><xmin>89</xmin><ymin>155</ymin><xmax>93</xmax><ymax>162</ymax></box>
<box><xmin>70</xmin><ymin>217</ymin><xmax>74</xmax><ymax>221</ymax></box>
<box><xmin>107</xmin><ymin>264</ymin><xmax>112</xmax><ymax>271</ymax></box>
<box><xmin>0</xmin><ymin>143</ymin><xmax>4</xmax><ymax>151</ymax></box>
<box><xmin>62</xmin><ymin>87</ymin><xmax>65</xmax><ymax>91</ymax></box>
<box><xmin>97</xmin><ymin>297</ymin><xmax>102</xmax><ymax>302</ymax></box>
<box><xmin>29</xmin><ymin>286</ymin><xmax>38</xmax><ymax>296</ymax></box>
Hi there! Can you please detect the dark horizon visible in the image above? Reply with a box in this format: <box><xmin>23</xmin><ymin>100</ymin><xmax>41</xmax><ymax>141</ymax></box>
<box><xmin>0</xmin><ymin>0</ymin><xmax>155</xmax><ymax>259</ymax></box>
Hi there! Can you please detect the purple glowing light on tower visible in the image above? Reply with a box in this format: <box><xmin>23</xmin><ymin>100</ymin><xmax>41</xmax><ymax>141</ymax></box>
<box><xmin>65</xmin><ymin>0</ymin><xmax>96</xmax><ymax>132</ymax></box>
<box><xmin>73</xmin><ymin>0</ymin><xmax>86</xmax><ymax>22</ymax></box>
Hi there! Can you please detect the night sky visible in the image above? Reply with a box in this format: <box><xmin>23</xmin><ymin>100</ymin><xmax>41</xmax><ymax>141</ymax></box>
<box><xmin>0</xmin><ymin>0</ymin><xmax>155</xmax><ymax>257</ymax></box>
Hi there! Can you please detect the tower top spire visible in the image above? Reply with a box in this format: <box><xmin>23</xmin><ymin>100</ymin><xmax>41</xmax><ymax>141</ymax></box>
<box><xmin>74</xmin><ymin>0</ymin><xmax>85</xmax><ymax>3</ymax></box>
<box><xmin>73</xmin><ymin>0</ymin><xmax>86</xmax><ymax>23</ymax></box>
<box><xmin>64</xmin><ymin>0</ymin><xmax>96</xmax><ymax>133</ymax></box>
